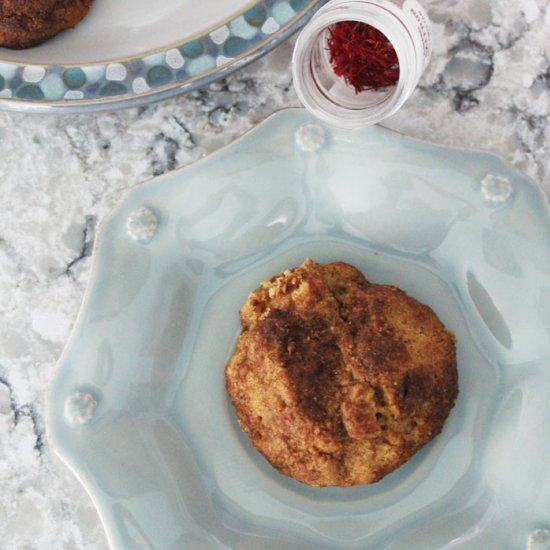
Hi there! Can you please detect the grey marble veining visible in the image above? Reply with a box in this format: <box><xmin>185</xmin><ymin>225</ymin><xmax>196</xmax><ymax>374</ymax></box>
<box><xmin>0</xmin><ymin>1</ymin><xmax>549</xmax><ymax>547</ymax></box>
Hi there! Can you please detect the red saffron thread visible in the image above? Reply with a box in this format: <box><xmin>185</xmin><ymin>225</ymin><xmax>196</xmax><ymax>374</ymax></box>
<box><xmin>327</xmin><ymin>21</ymin><xmax>400</xmax><ymax>94</ymax></box>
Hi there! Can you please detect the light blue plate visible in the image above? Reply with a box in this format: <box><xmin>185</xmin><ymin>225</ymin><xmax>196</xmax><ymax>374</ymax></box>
<box><xmin>46</xmin><ymin>109</ymin><xmax>550</xmax><ymax>549</ymax></box>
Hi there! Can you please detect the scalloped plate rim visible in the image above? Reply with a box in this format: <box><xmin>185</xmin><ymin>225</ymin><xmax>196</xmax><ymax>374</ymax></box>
<box><xmin>45</xmin><ymin>108</ymin><xmax>550</xmax><ymax>549</ymax></box>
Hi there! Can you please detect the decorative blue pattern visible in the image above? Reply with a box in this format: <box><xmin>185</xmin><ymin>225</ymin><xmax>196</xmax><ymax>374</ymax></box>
<box><xmin>0</xmin><ymin>0</ymin><xmax>325</xmax><ymax>112</ymax></box>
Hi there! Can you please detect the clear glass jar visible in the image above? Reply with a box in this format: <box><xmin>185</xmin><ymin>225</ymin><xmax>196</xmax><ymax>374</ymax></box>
<box><xmin>292</xmin><ymin>0</ymin><xmax>432</xmax><ymax>128</ymax></box>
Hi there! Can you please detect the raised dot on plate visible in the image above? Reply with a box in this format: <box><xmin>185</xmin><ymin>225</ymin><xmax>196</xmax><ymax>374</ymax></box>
<box><xmin>16</xmin><ymin>84</ymin><xmax>44</xmax><ymax>100</ymax></box>
<box><xmin>64</xmin><ymin>391</ymin><xmax>97</xmax><ymax>425</ymax></box>
<box><xmin>165</xmin><ymin>48</ymin><xmax>185</xmax><ymax>69</ymax></box>
<box><xmin>216</xmin><ymin>55</ymin><xmax>232</xmax><ymax>67</ymax></box>
<box><xmin>132</xmin><ymin>77</ymin><xmax>150</xmax><ymax>94</ymax></box>
<box><xmin>528</xmin><ymin>529</ymin><xmax>550</xmax><ymax>550</ymax></box>
<box><xmin>64</xmin><ymin>90</ymin><xmax>84</xmax><ymax>100</ymax></box>
<box><xmin>181</xmin><ymin>39</ymin><xmax>204</xmax><ymax>59</ymax></box>
<box><xmin>105</xmin><ymin>63</ymin><xmax>127</xmax><ymax>82</ymax></box>
<box><xmin>261</xmin><ymin>17</ymin><xmax>280</xmax><ymax>35</ymax></box>
<box><xmin>22</xmin><ymin>65</ymin><xmax>46</xmax><ymax>83</ymax></box>
<box><xmin>127</xmin><ymin>207</ymin><xmax>158</xmax><ymax>242</ymax></box>
<box><xmin>244</xmin><ymin>5</ymin><xmax>267</xmax><ymax>27</ymax></box>
<box><xmin>481</xmin><ymin>173</ymin><xmax>513</xmax><ymax>203</ymax></box>
<box><xmin>146</xmin><ymin>65</ymin><xmax>172</xmax><ymax>86</ymax></box>
<box><xmin>63</xmin><ymin>67</ymin><xmax>86</xmax><ymax>89</ymax></box>
<box><xmin>210</xmin><ymin>25</ymin><xmax>230</xmax><ymax>45</ymax></box>
<box><xmin>295</xmin><ymin>123</ymin><xmax>326</xmax><ymax>152</ymax></box>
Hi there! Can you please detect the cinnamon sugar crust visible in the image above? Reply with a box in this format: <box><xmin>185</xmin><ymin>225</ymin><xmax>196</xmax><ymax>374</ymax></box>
<box><xmin>225</xmin><ymin>260</ymin><xmax>458</xmax><ymax>487</ymax></box>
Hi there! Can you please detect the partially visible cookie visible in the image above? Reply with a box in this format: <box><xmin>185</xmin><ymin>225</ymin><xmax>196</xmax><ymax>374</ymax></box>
<box><xmin>225</xmin><ymin>260</ymin><xmax>458</xmax><ymax>487</ymax></box>
<box><xmin>0</xmin><ymin>0</ymin><xmax>94</xmax><ymax>49</ymax></box>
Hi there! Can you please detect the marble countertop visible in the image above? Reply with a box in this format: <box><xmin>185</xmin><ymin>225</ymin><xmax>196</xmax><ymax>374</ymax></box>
<box><xmin>1</xmin><ymin>0</ymin><xmax>549</xmax><ymax>548</ymax></box>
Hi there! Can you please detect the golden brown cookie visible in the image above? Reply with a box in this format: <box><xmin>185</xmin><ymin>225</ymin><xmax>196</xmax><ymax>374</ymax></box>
<box><xmin>225</xmin><ymin>260</ymin><xmax>458</xmax><ymax>487</ymax></box>
<box><xmin>0</xmin><ymin>0</ymin><xmax>94</xmax><ymax>49</ymax></box>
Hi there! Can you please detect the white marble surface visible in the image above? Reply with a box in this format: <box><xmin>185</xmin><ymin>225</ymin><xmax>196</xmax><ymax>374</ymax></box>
<box><xmin>1</xmin><ymin>0</ymin><xmax>549</xmax><ymax>548</ymax></box>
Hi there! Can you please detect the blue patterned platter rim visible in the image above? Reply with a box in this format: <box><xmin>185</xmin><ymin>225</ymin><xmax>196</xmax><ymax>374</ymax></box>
<box><xmin>46</xmin><ymin>109</ymin><xmax>550</xmax><ymax>549</ymax></box>
<box><xmin>0</xmin><ymin>0</ymin><xmax>325</xmax><ymax>113</ymax></box>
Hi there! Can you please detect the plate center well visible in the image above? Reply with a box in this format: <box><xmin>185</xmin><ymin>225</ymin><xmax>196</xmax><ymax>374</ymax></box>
<box><xmin>170</xmin><ymin>239</ymin><xmax>497</xmax><ymax>547</ymax></box>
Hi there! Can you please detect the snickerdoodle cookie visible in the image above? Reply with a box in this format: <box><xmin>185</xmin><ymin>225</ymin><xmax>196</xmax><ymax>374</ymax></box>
<box><xmin>225</xmin><ymin>260</ymin><xmax>458</xmax><ymax>487</ymax></box>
